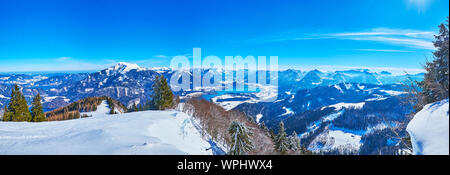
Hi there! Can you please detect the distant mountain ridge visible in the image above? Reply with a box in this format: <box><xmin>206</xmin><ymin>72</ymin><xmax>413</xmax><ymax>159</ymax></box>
<box><xmin>0</xmin><ymin>62</ymin><xmax>423</xmax><ymax>114</ymax></box>
<box><xmin>0</xmin><ymin>62</ymin><xmax>425</xmax><ymax>154</ymax></box>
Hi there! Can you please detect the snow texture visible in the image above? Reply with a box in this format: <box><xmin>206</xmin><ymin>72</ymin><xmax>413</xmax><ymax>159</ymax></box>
<box><xmin>308</xmin><ymin>129</ymin><xmax>361</xmax><ymax>152</ymax></box>
<box><xmin>407</xmin><ymin>99</ymin><xmax>449</xmax><ymax>155</ymax></box>
<box><xmin>321</xmin><ymin>102</ymin><xmax>365</xmax><ymax>111</ymax></box>
<box><xmin>0</xmin><ymin>106</ymin><xmax>212</xmax><ymax>155</ymax></box>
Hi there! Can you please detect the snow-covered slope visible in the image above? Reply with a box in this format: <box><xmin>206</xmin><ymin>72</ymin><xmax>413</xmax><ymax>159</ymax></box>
<box><xmin>406</xmin><ymin>99</ymin><xmax>449</xmax><ymax>155</ymax></box>
<box><xmin>0</xmin><ymin>109</ymin><xmax>212</xmax><ymax>155</ymax></box>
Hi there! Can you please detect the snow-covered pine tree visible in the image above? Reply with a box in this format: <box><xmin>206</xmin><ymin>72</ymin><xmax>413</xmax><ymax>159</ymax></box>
<box><xmin>419</xmin><ymin>17</ymin><xmax>449</xmax><ymax>108</ymax></box>
<box><xmin>260</xmin><ymin>121</ymin><xmax>270</xmax><ymax>134</ymax></box>
<box><xmin>228</xmin><ymin>120</ymin><xmax>253</xmax><ymax>155</ymax></box>
<box><xmin>31</xmin><ymin>93</ymin><xmax>46</xmax><ymax>122</ymax></box>
<box><xmin>288</xmin><ymin>131</ymin><xmax>301</xmax><ymax>152</ymax></box>
<box><xmin>274</xmin><ymin>121</ymin><xmax>289</xmax><ymax>154</ymax></box>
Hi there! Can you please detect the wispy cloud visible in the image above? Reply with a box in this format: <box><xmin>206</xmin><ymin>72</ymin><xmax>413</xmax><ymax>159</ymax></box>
<box><xmin>354</xmin><ymin>49</ymin><xmax>414</xmax><ymax>53</ymax></box>
<box><xmin>253</xmin><ymin>28</ymin><xmax>436</xmax><ymax>50</ymax></box>
<box><xmin>347</xmin><ymin>36</ymin><xmax>434</xmax><ymax>50</ymax></box>
<box><xmin>56</xmin><ymin>57</ymin><xmax>72</xmax><ymax>61</ymax></box>
<box><xmin>329</xmin><ymin>28</ymin><xmax>435</xmax><ymax>49</ymax></box>
<box><xmin>332</xmin><ymin>28</ymin><xmax>434</xmax><ymax>39</ymax></box>
<box><xmin>154</xmin><ymin>55</ymin><xmax>168</xmax><ymax>58</ymax></box>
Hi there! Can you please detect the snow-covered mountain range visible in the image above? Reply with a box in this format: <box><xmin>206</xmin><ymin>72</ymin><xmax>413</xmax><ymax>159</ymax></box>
<box><xmin>0</xmin><ymin>62</ymin><xmax>423</xmax><ymax>112</ymax></box>
<box><xmin>0</xmin><ymin>62</ymin><xmax>425</xmax><ymax>154</ymax></box>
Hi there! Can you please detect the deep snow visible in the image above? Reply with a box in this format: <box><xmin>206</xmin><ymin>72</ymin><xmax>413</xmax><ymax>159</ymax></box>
<box><xmin>0</xmin><ymin>103</ymin><xmax>212</xmax><ymax>155</ymax></box>
<box><xmin>407</xmin><ymin>99</ymin><xmax>449</xmax><ymax>155</ymax></box>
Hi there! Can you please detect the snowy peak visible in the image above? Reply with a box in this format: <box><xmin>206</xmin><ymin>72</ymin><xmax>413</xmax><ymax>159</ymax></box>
<box><xmin>105</xmin><ymin>62</ymin><xmax>144</xmax><ymax>75</ymax></box>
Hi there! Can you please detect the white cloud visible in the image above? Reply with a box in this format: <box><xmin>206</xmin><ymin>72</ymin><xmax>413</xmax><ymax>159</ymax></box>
<box><xmin>56</xmin><ymin>57</ymin><xmax>72</xmax><ymax>61</ymax></box>
<box><xmin>348</xmin><ymin>36</ymin><xmax>434</xmax><ymax>50</ymax></box>
<box><xmin>154</xmin><ymin>55</ymin><xmax>168</xmax><ymax>58</ymax></box>
<box><xmin>330</xmin><ymin>28</ymin><xmax>435</xmax><ymax>50</ymax></box>
<box><xmin>354</xmin><ymin>49</ymin><xmax>414</xmax><ymax>53</ymax></box>
<box><xmin>254</xmin><ymin>28</ymin><xmax>436</xmax><ymax>50</ymax></box>
<box><xmin>333</xmin><ymin>28</ymin><xmax>434</xmax><ymax>39</ymax></box>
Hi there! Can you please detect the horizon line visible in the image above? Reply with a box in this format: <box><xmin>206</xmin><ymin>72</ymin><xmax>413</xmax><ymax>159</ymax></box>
<box><xmin>0</xmin><ymin>62</ymin><xmax>425</xmax><ymax>75</ymax></box>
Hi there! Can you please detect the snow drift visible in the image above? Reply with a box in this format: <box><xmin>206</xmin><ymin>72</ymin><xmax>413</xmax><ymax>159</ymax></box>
<box><xmin>0</xmin><ymin>101</ymin><xmax>212</xmax><ymax>155</ymax></box>
<box><xmin>406</xmin><ymin>99</ymin><xmax>449</xmax><ymax>155</ymax></box>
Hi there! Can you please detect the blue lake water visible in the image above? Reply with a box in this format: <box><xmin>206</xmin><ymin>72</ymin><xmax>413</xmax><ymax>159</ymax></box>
<box><xmin>201</xmin><ymin>89</ymin><xmax>261</xmax><ymax>101</ymax></box>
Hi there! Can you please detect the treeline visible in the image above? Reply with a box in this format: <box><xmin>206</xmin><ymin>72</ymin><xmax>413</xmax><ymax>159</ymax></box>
<box><xmin>2</xmin><ymin>84</ymin><xmax>45</xmax><ymax>122</ymax></box>
<box><xmin>46</xmin><ymin>75</ymin><xmax>176</xmax><ymax>121</ymax></box>
<box><xmin>1</xmin><ymin>74</ymin><xmax>176</xmax><ymax>122</ymax></box>
<box><xmin>46</xmin><ymin>111</ymin><xmax>90</xmax><ymax>121</ymax></box>
<box><xmin>46</xmin><ymin>96</ymin><xmax>127</xmax><ymax>121</ymax></box>
<box><xmin>182</xmin><ymin>98</ymin><xmax>275</xmax><ymax>155</ymax></box>
<box><xmin>182</xmin><ymin>98</ymin><xmax>311</xmax><ymax>155</ymax></box>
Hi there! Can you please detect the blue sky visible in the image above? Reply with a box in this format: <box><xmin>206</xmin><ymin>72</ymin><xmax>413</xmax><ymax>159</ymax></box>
<box><xmin>0</xmin><ymin>0</ymin><xmax>448</xmax><ymax>73</ymax></box>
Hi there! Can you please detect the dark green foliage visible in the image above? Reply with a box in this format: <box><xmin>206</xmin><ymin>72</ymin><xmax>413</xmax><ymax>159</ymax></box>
<box><xmin>418</xmin><ymin>17</ymin><xmax>449</xmax><ymax>109</ymax></box>
<box><xmin>131</xmin><ymin>102</ymin><xmax>138</xmax><ymax>112</ymax></box>
<box><xmin>2</xmin><ymin>105</ymin><xmax>8</xmax><ymax>121</ymax></box>
<box><xmin>228</xmin><ymin>120</ymin><xmax>253</xmax><ymax>155</ymax></box>
<box><xmin>125</xmin><ymin>75</ymin><xmax>178</xmax><ymax>113</ymax></box>
<box><xmin>138</xmin><ymin>104</ymin><xmax>144</xmax><ymax>111</ymax></box>
<box><xmin>151</xmin><ymin>75</ymin><xmax>174</xmax><ymax>110</ymax></box>
<box><xmin>31</xmin><ymin>93</ymin><xmax>46</xmax><ymax>122</ymax></box>
<box><xmin>3</xmin><ymin>84</ymin><xmax>32</xmax><ymax>122</ymax></box>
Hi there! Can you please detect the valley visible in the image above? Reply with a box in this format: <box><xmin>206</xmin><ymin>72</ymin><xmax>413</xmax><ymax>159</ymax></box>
<box><xmin>0</xmin><ymin>62</ymin><xmax>424</xmax><ymax>154</ymax></box>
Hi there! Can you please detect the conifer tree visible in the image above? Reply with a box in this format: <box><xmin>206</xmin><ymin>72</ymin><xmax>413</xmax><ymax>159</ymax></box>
<box><xmin>2</xmin><ymin>105</ymin><xmax>11</xmax><ymax>121</ymax></box>
<box><xmin>31</xmin><ymin>93</ymin><xmax>46</xmax><ymax>122</ymax></box>
<box><xmin>127</xmin><ymin>102</ymin><xmax>137</xmax><ymax>112</ymax></box>
<box><xmin>151</xmin><ymin>75</ymin><xmax>174</xmax><ymax>110</ymax></box>
<box><xmin>418</xmin><ymin>17</ymin><xmax>449</xmax><ymax>108</ymax></box>
<box><xmin>4</xmin><ymin>84</ymin><xmax>32</xmax><ymax>122</ymax></box>
<box><xmin>260</xmin><ymin>121</ymin><xmax>268</xmax><ymax>131</ymax></box>
<box><xmin>228</xmin><ymin>120</ymin><xmax>253</xmax><ymax>155</ymax></box>
<box><xmin>160</xmin><ymin>75</ymin><xmax>174</xmax><ymax>108</ymax></box>
<box><xmin>110</xmin><ymin>105</ymin><xmax>116</xmax><ymax>114</ymax></box>
<box><xmin>274</xmin><ymin>121</ymin><xmax>289</xmax><ymax>154</ymax></box>
<box><xmin>288</xmin><ymin>131</ymin><xmax>301</xmax><ymax>152</ymax></box>
<box><xmin>152</xmin><ymin>75</ymin><xmax>161</xmax><ymax>109</ymax></box>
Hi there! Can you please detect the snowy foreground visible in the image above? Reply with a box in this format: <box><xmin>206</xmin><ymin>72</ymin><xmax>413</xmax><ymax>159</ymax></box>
<box><xmin>0</xmin><ymin>102</ymin><xmax>212</xmax><ymax>155</ymax></box>
<box><xmin>407</xmin><ymin>99</ymin><xmax>449</xmax><ymax>155</ymax></box>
